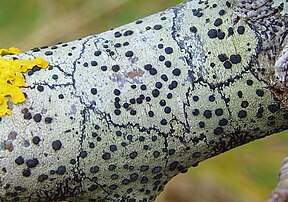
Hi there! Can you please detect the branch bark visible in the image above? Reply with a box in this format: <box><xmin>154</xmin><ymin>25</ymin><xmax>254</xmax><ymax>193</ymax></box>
<box><xmin>0</xmin><ymin>0</ymin><xmax>287</xmax><ymax>201</ymax></box>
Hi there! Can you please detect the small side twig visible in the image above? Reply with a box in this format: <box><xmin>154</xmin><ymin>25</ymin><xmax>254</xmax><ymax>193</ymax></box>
<box><xmin>269</xmin><ymin>157</ymin><xmax>288</xmax><ymax>202</ymax></box>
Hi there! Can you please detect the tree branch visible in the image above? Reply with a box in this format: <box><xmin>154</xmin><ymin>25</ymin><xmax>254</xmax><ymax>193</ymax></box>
<box><xmin>0</xmin><ymin>0</ymin><xmax>287</xmax><ymax>201</ymax></box>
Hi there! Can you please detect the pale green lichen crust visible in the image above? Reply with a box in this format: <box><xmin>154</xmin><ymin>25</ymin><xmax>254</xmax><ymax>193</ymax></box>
<box><xmin>0</xmin><ymin>0</ymin><xmax>288</xmax><ymax>201</ymax></box>
<box><xmin>233</xmin><ymin>0</ymin><xmax>288</xmax><ymax>106</ymax></box>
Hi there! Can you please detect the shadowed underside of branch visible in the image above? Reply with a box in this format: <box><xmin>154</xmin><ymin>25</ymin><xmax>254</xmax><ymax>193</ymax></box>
<box><xmin>0</xmin><ymin>0</ymin><xmax>287</xmax><ymax>201</ymax></box>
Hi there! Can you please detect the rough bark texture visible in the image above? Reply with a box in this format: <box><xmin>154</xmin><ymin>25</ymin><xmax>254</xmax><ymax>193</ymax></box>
<box><xmin>0</xmin><ymin>0</ymin><xmax>287</xmax><ymax>201</ymax></box>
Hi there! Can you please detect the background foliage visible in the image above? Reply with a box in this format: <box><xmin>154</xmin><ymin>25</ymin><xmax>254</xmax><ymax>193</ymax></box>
<box><xmin>0</xmin><ymin>1</ymin><xmax>287</xmax><ymax>201</ymax></box>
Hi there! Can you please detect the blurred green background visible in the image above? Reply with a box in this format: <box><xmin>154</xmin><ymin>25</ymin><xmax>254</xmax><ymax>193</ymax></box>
<box><xmin>0</xmin><ymin>1</ymin><xmax>287</xmax><ymax>201</ymax></box>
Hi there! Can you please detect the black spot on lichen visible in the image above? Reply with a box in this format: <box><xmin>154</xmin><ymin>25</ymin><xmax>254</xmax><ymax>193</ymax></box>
<box><xmin>52</xmin><ymin>140</ymin><xmax>62</xmax><ymax>151</ymax></box>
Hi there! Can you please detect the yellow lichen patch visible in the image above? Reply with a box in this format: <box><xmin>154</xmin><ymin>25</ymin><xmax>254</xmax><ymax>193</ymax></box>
<box><xmin>0</xmin><ymin>47</ymin><xmax>21</xmax><ymax>56</ymax></box>
<box><xmin>0</xmin><ymin>48</ymin><xmax>49</xmax><ymax>117</ymax></box>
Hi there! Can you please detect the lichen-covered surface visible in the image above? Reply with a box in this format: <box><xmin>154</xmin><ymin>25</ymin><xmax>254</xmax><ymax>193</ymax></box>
<box><xmin>0</xmin><ymin>0</ymin><xmax>287</xmax><ymax>201</ymax></box>
<box><xmin>0</xmin><ymin>48</ymin><xmax>49</xmax><ymax>117</ymax></box>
